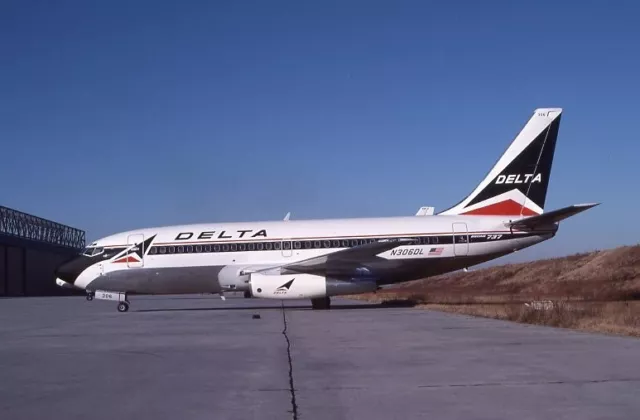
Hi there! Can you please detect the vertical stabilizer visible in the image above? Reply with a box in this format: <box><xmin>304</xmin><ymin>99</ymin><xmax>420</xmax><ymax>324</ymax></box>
<box><xmin>439</xmin><ymin>108</ymin><xmax>562</xmax><ymax>216</ymax></box>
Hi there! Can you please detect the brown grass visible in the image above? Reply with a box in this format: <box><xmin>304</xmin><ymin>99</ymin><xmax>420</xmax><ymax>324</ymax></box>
<box><xmin>353</xmin><ymin>245</ymin><xmax>640</xmax><ymax>337</ymax></box>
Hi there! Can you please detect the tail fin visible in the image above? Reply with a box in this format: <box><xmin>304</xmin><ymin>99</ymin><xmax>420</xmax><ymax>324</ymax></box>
<box><xmin>439</xmin><ymin>108</ymin><xmax>562</xmax><ymax>216</ymax></box>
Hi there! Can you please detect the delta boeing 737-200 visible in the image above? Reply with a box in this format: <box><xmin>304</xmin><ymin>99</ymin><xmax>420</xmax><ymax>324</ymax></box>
<box><xmin>55</xmin><ymin>108</ymin><xmax>598</xmax><ymax>312</ymax></box>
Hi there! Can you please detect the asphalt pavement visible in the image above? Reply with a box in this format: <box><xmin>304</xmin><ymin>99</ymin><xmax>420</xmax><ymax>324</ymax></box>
<box><xmin>1</xmin><ymin>295</ymin><xmax>639</xmax><ymax>420</ymax></box>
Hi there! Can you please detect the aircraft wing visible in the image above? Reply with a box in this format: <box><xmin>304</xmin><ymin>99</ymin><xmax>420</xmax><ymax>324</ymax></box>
<box><xmin>508</xmin><ymin>203</ymin><xmax>599</xmax><ymax>229</ymax></box>
<box><xmin>252</xmin><ymin>238</ymin><xmax>415</xmax><ymax>277</ymax></box>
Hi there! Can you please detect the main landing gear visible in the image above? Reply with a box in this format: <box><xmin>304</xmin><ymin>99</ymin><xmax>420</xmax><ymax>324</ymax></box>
<box><xmin>87</xmin><ymin>290</ymin><xmax>130</xmax><ymax>313</ymax></box>
<box><xmin>244</xmin><ymin>290</ymin><xmax>252</xmax><ymax>299</ymax></box>
<box><xmin>311</xmin><ymin>297</ymin><xmax>331</xmax><ymax>310</ymax></box>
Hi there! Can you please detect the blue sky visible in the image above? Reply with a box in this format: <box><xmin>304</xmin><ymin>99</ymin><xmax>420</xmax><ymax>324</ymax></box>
<box><xmin>1</xmin><ymin>0</ymin><xmax>638</xmax><ymax>261</ymax></box>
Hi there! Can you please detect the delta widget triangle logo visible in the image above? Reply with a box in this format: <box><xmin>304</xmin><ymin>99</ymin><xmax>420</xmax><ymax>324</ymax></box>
<box><xmin>274</xmin><ymin>278</ymin><xmax>295</xmax><ymax>294</ymax></box>
<box><xmin>113</xmin><ymin>235</ymin><xmax>156</xmax><ymax>264</ymax></box>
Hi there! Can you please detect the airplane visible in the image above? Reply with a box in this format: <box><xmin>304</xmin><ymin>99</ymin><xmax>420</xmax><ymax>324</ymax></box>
<box><xmin>55</xmin><ymin>108</ymin><xmax>598</xmax><ymax>312</ymax></box>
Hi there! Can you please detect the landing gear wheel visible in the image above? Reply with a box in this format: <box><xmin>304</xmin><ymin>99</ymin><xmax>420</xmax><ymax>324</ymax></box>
<box><xmin>244</xmin><ymin>290</ymin><xmax>252</xmax><ymax>299</ymax></box>
<box><xmin>311</xmin><ymin>297</ymin><xmax>331</xmax><ymax>310</ymax></box>
<box><xmin>86</xmin><ymin>293</ymin><xmax>94</xmax><ymax>301</ymax></box>
<box><xmin>117</xmin><ymin>302</ymin><xmax>129</xmax><ymax>313</ymax></box>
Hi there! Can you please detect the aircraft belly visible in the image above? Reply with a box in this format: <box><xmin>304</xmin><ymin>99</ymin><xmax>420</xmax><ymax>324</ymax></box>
<box><xmin>86</xmin><ymin>266</ymin><xmax>225</xmax><ymax>294</ymax></box>
<box><xmin>465</xmin><ymin>234</ymin><xmax>550</xmax><ymax>256</ymax></box>
<box><xmin>376</xmin><ymin>234</ymin><xmax>552</xmax><ymax>285</ymax></box>
<box><xmin>375</xmin><ymin>253</ymin><xmax>505</xmax><ymax>285</ymax></box>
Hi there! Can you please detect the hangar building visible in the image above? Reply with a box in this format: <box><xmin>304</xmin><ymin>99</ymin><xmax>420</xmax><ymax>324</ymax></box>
<box><xmin>0</xmin><ymin>206</ymin><xmax>85</xmax><ymax>296</ymax></box>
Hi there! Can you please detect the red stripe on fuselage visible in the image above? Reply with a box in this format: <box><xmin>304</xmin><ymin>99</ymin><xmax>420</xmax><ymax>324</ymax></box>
<box><xmin>462</xmin><ymin>200</ymin><xmax>539</xmax><ymax>216</ymax></box>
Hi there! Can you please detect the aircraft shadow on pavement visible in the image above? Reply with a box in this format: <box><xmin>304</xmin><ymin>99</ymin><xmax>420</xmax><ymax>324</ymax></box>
<box><xmin>135</xmin><ymin>300</ymin><xmax>417</xmax><ymax>313</ymax></box>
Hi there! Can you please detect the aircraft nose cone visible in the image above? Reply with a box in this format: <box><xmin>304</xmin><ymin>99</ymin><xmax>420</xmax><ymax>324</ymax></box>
<box><xmin>55</xmin><ymin>262</ymin><xmax>77</xmax><ymax>284</ymax></box>
<box><xmin>55</xmin><ymin>257</ymin><xmax>90</xmax><ymax>284</ymax></box>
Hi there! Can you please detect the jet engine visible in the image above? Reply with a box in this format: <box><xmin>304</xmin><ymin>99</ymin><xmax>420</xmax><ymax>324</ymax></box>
<box><xmin>250</xmin><ymin>273</ymin><xmax>377</xmax><ymax>299</ymax></box>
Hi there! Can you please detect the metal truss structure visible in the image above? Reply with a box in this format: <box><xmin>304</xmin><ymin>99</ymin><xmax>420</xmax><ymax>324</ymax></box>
<box><xmin>0</xmin><ymin>206</ymin><xmax>85</xmax><ymax>249</ymax></box>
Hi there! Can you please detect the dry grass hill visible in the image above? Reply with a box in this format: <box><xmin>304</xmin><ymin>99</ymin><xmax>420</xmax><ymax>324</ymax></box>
<box><xmin>353</xmin><ymin>245</ymin><xmax>640</xmax><ymax>337</ymax></box>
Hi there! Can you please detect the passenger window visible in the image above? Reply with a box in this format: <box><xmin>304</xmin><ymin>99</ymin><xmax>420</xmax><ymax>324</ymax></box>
<box><xmin>313</xmin><ymin>241</ymin><xmax>321</xmax><ymax>248</ymax></box>
<box><xmin>169</xmin><ymin>246</ymin><xmax>175</xmax><ymax>254</ymax></box>
<box><xmin>149</xmin><ymin>247</ymin><xmax>157</xmax><ymax>255</ymax></box>
<box><xmin>283</xmin><ymin>241</ymin><xmax>291</xmax><ymax>250</ymax></box>
<box><xmin>159</xmin><ymin>247</ymin><xmax>166</xmax><ymax>254</ymax></box>
<box><xmin>432</xmin><ymin>237</ymin><xmax>439</xmax><ymax>244</ymax></box>
<box><xmin>238</xmin><ymin>243</ymin><xmax>246</xmax><ymax>251</ymax></box>
<box><xmin>247</xmin><ymin>243</ymin><xmax>255</xmax><ymax>251</ymax></box>
<box><xmin>350</xmin><ymin>240</ymin><xmax>358</xmax><ymax>247</ymax></box>
<box><xmin>204</xmin><ymin>245</ymin><xmax>211</xmax><ymax>252</ymax></box>
<box><xmin>177</xmin><ymin>246</ymin><xmax>184</xmax><ymax>253</ymax></box>
<box><xmin>303</xmin><ymin>241</ymin><xmax>312</xmax><ymax>249</ymax></box>
<box><xmin>331</xmin><ymin>240</ymin><xmax>339</xmax><ymax>248</ymax></box>
<box><xmin>195</xmin><ymin>245</ymin><xmax>202</xmax><ymax>253</ymax></box>
<box><xmin>322</xmin><ymin>241</ymin><xmax>330</xmax><ymax>248</ymax></box>
<box><xmin>230</xmin><ymin>244</ymin><xmax>237</xmax><ymax>252</ymax></box>
<box><xmin>214</xmin><ymin>244</ymin><xmax>221</xmax><ymax>252</ymax></box>
<box><xmin>222</xmin><ymin>244</ymin><xmax>230</xmax><ymax>252</ymax></box>
<box><xmin>341</xmin><ymin>240</ymin><xmax>349</xmax><ymax>247</ymax></box>
<box><xmin>257</xmin><ymin>243</ymin><xmax>264</xmax><ymax>250</ymax></box>
<box><xmin>186</xmin><ymin>245</ymin><xmax>193</xmax><ymax>253</ymax></box>
<box><xmin>294</xmin><ymin>241</ymin><xmax>301</xmax><ymax>249</ymax></box>
<box><xmin>273</xmin><ymin>242</ymin><xmax>281</xmax><ymax>250</ymax></box>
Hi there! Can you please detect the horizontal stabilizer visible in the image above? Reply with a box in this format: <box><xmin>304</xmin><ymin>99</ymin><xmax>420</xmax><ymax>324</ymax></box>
<box><xmin>508</xmin><ymin>203</ymin><xmax>599</xmax><ymax>229</ymax></box>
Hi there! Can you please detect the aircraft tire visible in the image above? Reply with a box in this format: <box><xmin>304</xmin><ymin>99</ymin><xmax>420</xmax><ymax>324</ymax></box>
<box><xmin>243</xmin><ymin>291</ymin><xmax>252</xmax><ymax>299</ymax></box>
<box><xmin>311</xmin><ymin>297</ymin><xmax>331</xmax><ymax>310</ymax></box>
<box><xmin>86</xmin><ymin>294</ymin><xmax>94</xmax><ymax>301</ymax></box>
<box><xmin>117</xmin><ymin>302</ymin><xmax>129</xmax><ymax>313</ymax></box>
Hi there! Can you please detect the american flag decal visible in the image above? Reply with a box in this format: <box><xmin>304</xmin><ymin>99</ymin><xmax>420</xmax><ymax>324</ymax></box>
<box><xmin>428</xmin><ymin>247</ymin><xmax>444</xmax><ymax>256</ymax></box>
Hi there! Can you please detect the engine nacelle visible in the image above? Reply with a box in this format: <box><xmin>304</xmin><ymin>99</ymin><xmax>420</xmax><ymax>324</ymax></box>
<box><xmin>250</xmin><ymin>273</ymin><xmax>377</xmax><ymax>299</ymax></box>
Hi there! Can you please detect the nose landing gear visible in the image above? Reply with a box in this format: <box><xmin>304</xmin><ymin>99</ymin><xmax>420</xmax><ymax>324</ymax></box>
<box><xmin>90</xmin><ymin>290</ymin><xmax>130</xmax><ymax>312</ymax></box>
<box><xmin>86</xmin><ymin>292</ymin><xmax>94</xmax><ymax>301</ymax></box>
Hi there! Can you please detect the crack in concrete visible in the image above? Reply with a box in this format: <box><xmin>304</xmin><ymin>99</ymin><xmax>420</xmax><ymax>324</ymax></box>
<box><xmin>281</xmin><ymin>303</ymin><xmax>299</xmax><ymax>420</ymax></box>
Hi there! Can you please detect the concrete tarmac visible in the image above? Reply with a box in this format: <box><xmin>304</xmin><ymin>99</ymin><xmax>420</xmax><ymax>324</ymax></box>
<box><xmin>1</xmin><ymin>296</ymin><xmax>639</xmax><ymax>420</ymax></box>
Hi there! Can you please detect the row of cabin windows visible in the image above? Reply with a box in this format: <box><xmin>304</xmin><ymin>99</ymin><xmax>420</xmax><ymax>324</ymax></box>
<box><xmin>147</xmin><ymin>235</ymin><xmax>451</xmax><ymax>255</ymax></box>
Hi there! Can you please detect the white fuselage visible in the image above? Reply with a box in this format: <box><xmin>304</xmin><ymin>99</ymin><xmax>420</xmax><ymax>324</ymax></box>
<box><xmin>65</xmin><ymin>214</ymin><xmax>554</xmax><ymax>294</ymax></box>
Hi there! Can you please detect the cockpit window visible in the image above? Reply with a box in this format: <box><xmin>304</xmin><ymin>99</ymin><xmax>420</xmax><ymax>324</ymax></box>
<box><xmin>81</xmin><ymin>247</ymin><xmax>104</xmax><ymax>257</ymax></box>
